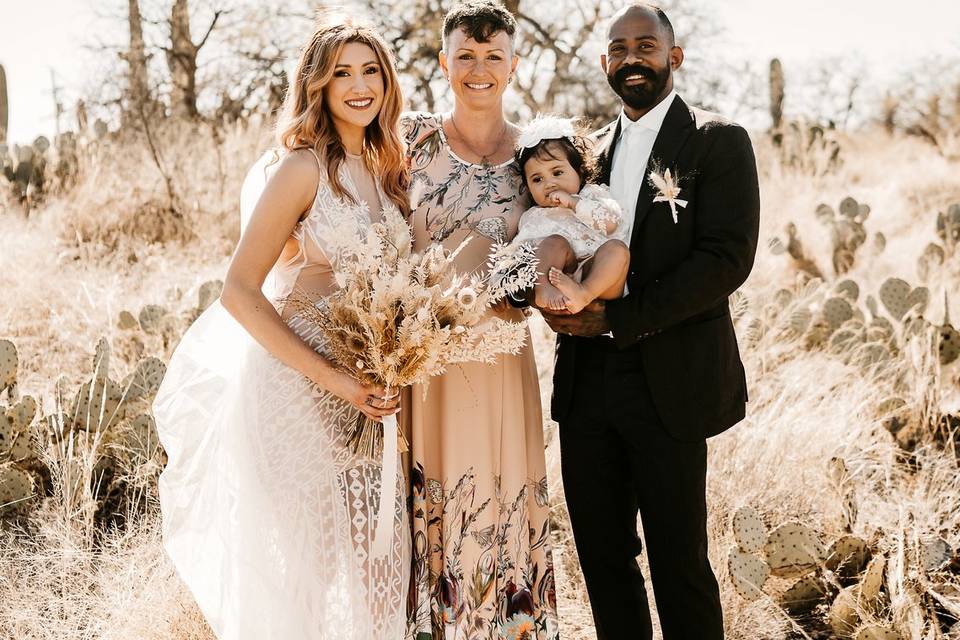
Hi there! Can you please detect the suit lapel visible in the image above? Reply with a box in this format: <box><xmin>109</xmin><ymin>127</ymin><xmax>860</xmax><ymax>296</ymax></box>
<box><xmin>595</xmin><ymin>119</ymin><xmax>622</xmax><ymax>186</ymax></box>
<box><xmin>629</xmin><ymin>95</ymin><xmax>695</xmax><ymax>250</ymax></box>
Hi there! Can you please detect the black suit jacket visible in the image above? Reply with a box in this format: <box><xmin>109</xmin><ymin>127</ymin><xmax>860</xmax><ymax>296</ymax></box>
<box><xmin>551</xmin><ymin>95</ymin><xmax>761</xmax><ymax>441</ymax></box>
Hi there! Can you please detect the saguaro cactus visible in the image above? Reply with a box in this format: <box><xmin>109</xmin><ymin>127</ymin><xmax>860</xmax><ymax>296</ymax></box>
<box><xmin>769</xmin><ymin>58</ymin><xmax>785</xmax><ymax>131</ymax></box>
<box><xmin>0</xmin><ymin>63</ymin><xmax>8</xmax><ymax>144</ymax></box>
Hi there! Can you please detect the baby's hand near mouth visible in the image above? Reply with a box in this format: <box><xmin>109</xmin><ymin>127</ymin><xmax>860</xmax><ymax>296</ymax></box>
<box><xmin>549</xmin><ymin>191</ymin><xmax>579</xmax><ymax>209</ymax></box>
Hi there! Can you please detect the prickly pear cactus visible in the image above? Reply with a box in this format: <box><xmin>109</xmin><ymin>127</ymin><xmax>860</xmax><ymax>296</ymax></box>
<box><xmin>917</xmin><ymin>242</ymin><xmax>945</xmax><ymax>281</ymax></box>
<box><xmin>936</xmin><ymin>203</ymin><xmax>960</xmax><ymax>249</ymax></box>
<box><xmin>940</xmin><ymin>325</ymin><xmax>960</xmax><ymax>365</ymax></box>
<box><xmin>197</xmin><ymin>280</ymin><xmax>223</xmax><ymax>313</ymax></box>
<box><xmin>855</xmin><ymin>626</ymin><xmax>901</xmax><ymax>640</ymax></box>
<box><xmin>919</xmin><ymin>537</ymin><xmax>952</xmax><ymax>573</ymax></box>
<box><xmin>829</xmin><ymin>585</ymin><xmax>860</xmax><ymax>637</ymax></box>
<box><xmin>117</xmin><ymin>310</ymin><xmax>139</xmax><ymax>330</ymax></box>
<box><xmin>780</xmin><ymin>574</ymin><xmax>827</xmax><ymax>615</ymax></box>
<box><xmin>728</xmin><ymin>547</ymin><xmax>769</xmax><ymax>601</ymax></box>
<box><xmin>138</xmin><ymin>305</ymin><xmax>169</xmax><ymax>335</ymax></box>
<box><xmin>0</xmin><ymin>339</ymin><xmax>17</xmax><ymax>399</ymax></box>
<box><xmin>732</xmin><ymin>506</ymin><xmax>766</xmax><ymax>554</ymax></box>
<box><xmin>115</xmin><ymin>414</ymin><xmax>160</xmax><ymax>463</ymax></box>
<box><xmin>839</xmin><ymin>196</ymin><xmax>869</xmax><ymax>221</ymax></box>
<box><xmin>122</xmin><ymin>357</ymin><xmax>166</xmax><ymax>402</ymax></box>
<box><xmin>826</xmin><ymin>535</ymin><xmax>869</xmax><ymax>577</ymax></box>
<box><xmin>872</xmin><ymin>231</ymin><xmax>886</xmax><ymax>254</ymax></box>
<box><xmin>763</xmin><ymin>522</ymin><xmax>825</xmax><ymax>577</ymax></box>
<box><xmin>835</xmin><ymin>279</ymin><xmax>860</xmax><ymax>302</ymax></box>
<box><xmin>859</xmin><ymin>555</ymin><xmax>885</xmax><ymax>603</ymax></box>
<box><xmin>1</xmin><ymin>395</ymin><xmax>38</xmax><ymax>461</ymax></box>
<box><xmin>879</xmin><ymin>278</ymin><xmax>928</xmax><ymax>322</ymax></box>
<box><xmin>70</xmin><ymin>339</ymin><xmax>124</xmax><ymax>432</ymax></box>
<box><xmin>0</xmin><ymin>464</ymin><xmax>34</xmax><ymax>513</ymax></box>
<box><xmin>823</xmin><ymin>297</ymin><xmax>855</xmax><ymax>332</ymax></box>
<box><xmin>789</xmin><ymin>308</ymin><xmax>813</xmax><ymax>335</ymax></box>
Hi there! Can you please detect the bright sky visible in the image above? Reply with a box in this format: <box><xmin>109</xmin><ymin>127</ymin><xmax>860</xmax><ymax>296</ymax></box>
<box><xmin>2</xmin><ymin>0</ymin><xmax>959</xmax><ymax>145</ymax></box>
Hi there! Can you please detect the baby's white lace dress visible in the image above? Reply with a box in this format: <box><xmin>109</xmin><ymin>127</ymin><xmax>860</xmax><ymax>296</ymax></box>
<box><xmin>510</xmin><ymin>183</ymin><xmax>627</xmax><ymax>261</ymax></box>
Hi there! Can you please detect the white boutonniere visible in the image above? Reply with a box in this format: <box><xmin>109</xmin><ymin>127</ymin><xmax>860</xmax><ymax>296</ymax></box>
<box><xmin>648</xmin><ymin>167</ymin><xmax>688</xmax><ymax>224</ymax></box>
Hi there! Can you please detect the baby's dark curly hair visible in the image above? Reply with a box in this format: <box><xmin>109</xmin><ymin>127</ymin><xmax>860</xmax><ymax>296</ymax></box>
<box><xmin>515</xmin><ymin>119</ymin><xmax>598</xmax><ymax>191</ymax></box>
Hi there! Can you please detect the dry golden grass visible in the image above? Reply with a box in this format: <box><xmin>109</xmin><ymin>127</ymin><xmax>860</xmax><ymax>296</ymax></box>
<box><xmin>1</xmin><ymin>123</ymin><xmax>959</xmax><ymax>639</ymax></box>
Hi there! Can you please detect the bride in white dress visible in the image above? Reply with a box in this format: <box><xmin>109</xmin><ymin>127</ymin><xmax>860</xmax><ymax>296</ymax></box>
<box><xmin>153</xmin><ymin>18</ymin><xmax>411</xmax><ymax>640</ymax></box>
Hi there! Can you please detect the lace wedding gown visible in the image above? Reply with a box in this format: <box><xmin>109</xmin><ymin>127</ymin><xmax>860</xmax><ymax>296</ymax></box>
<box><xmin>154</xmin><ymin>149</ymin><xmax>409</xmax><ymax>640</ymax></box>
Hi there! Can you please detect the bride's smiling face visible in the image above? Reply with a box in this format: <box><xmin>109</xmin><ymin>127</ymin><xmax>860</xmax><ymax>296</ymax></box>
<box><xmin>324</xmin><ymin>42</ymin><xmax>385</xmax><ymax>132</ymax></box>
<box><xmin>440</xmin><ymin>29</ymin><xmax>518</xmax><ymax>109</ymax></box>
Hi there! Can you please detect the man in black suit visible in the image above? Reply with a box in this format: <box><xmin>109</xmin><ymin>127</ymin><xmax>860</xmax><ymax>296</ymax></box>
<box><xmin>539</xmin><ymin>3</ymin><xmax>760</xmax><ymax>638</ymax></box>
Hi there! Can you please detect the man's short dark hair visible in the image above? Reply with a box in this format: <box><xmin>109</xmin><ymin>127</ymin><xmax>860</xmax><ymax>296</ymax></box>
<box><xmin>618</xmin><ymin>2</ymin><xmax>676</xmax><ymax>46</ymax></box>
<box><xmin>442</xmin><ymin>0</ymin><xmax>518</xmax><ymax>50</ymax></box>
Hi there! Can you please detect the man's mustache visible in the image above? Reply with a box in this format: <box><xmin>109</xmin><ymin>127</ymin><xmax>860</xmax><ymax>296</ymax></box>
<box><xmin>613</xmin><ymin>64</ymin><xmax>656</xmax><ymax>86</ymax></box>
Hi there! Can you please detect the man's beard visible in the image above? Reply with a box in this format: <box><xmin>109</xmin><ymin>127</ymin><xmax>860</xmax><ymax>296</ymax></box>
<box><xmin>607</xmin><ymin>63</ymin><xmax>670</xmax><ymax>111</ymax></box>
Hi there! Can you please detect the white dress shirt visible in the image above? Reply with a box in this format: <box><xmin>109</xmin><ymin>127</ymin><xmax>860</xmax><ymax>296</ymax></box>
<box><xmin>609</xmin><ymin>89</ymin><xmax>678</xmax><ymax>245</ymax></box>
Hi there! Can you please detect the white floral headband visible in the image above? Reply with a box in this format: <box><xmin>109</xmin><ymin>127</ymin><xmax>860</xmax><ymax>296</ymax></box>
<box><xmin>517</xmin><ymin>115</ymin><xmax>577</xmax><ymax>150</ymax></box>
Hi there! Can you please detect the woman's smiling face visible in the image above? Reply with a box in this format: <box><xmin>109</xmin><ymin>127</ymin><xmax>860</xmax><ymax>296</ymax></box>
<box><xmin>324</xmin><ymin>41</ymin><xmax>385</xmax><ymax>132</ymax></box>
<box><xmin>440</xmin><ymin>28</ymin><xmax>518</xmax><ymax>109</ymax></box>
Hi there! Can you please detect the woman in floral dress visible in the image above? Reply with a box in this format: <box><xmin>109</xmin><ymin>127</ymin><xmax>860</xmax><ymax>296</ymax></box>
<box><xmin>402</xmin><ymin>2</ymin><xmax>558</xmax><ymax>639</ymax></box>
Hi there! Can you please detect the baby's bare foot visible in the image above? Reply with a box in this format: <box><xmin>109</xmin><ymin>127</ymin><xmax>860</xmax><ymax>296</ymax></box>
<box><xmin>549</xmin><ymin>267</ymin><xmax>593</xmax><ymax>314</ymax></box>
<box><xmin>534</xmin><ymin>282</ymin><xmax>570</xmax><ymax>312</ymax></box>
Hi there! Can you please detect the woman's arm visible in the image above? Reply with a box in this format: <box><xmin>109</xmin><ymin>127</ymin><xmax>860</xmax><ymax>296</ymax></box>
<box><xmin>220</xmin><ymin>150</ymin><xmax>398</xmax><ymax>420</ymax></box>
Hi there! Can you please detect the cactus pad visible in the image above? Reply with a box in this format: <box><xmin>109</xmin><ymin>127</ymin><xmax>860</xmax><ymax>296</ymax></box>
<box><xmin>828</xmin><ymin>586</ymin><xmax>860</xmax><ymax>636</ymax></box>
<box><xmin>827</xmin><ymin>456</ymin><xmax>849</xmax><ymax>486</ymax></box>
<box><xmin>138</xmin><ymin>305</ymin><xmax>169</xmax><ymax>335</ymax></box>
<box><xmin>732</xmin><ymin>506</ymin><xmax>766</xmax><ymax>554</ymax></box>
<box><xmin>855</xmin><ymin>627</ymin><xmax>901</xmax><ymax>640</ymax></box>
<box><xmin>859</xmin><ymin>555</ymin><xmax>885</xmax><ymax>603</ymax></box>
<box><xmin>197</xmin><ymin>280</ymin><xmax>223</xmax><ymax>312</ymax></box>
<box><xmin>119</xmin><ymin>414</ymin><xmax>160</xmax><ymax>462</ymax></box>
<box><xmin>0</xmin><ymin>464</ymin><xmax>34</xmax><ymax>510</ymax></box>
<box><xmin>939</xmin><ymin>324</ymin><xmax>960</xmax><ymax>365</ymax></box>
<box><xmin>768</xmin><ymin>236</ymin><xmax>786</xmax><ymax>255</ymax></box>
<box><xmin>853</xmin><ymin>343</ymin><xmax>892</xmax><ymax>369</ymax></box>
<box><xmin>919</xmin><ymin>537</ymin><xmax>952</xmax><ymax>573</ymax></box>
<box><xmin>123</xmin><ymin>357</ymin><xmax>166</xmax><ymax>401</ymax></box>
<box><xmin>1</xmin><ymin>396</ymin><xmax>37</xmax><ymax>461</ymax></box>
<box><xmin>118</xmin><ymin>310</ymin><xmax>139</xmax><ymax>330</ymax></box>
<box><xmin>839</xmin><ymin>197</ymin><xmax>860</xmax><ymax>219</ymax></box>
<box><xmin>0</xmin><ymin>339</ymin><xmax>16</xmax><ymax>395</ymax></box>
<box><xmin>825</xmin><ymin>535</ymin><xmax>869</xmax><ymax>576</ymax></box>
<box><xmin>823</xmin><ymin>297</ymin><xmax>855</xmax><ymax>331</ymax></box>
<box><xmin>71</xmin><ymin>376</ymin><xmax>124</xmax><ymax>432</ymax></box>
<box><xmin>872</xmin><ymin>232</ymin><xmax>885</xmax><ymax>253</ymax></box>
<box><xmin>779</xmin><ymin>575</ymin><xmax>826</xmax><ymax>615</ymax></box>
<box><xmin>879</xmin><ymin>278</ymin><xmax>928</xmax><ymax>321</ymax></box>
<box><xmin>789</xmin><ymin>309</ymin><xmax>812</xmax><ymax>335</ymax></box>
<box><xmin>835</xmin><ymin>279</ymin><xmax>860</xmax><ymax>302</ymax></box>
<box><xmin>763</xmin><ymin>522</ymin><xmax>824</xmax><ymax>577</ymax></box>
<box><xmin>728</xmin><ymin>547</ymin><xmax>769</xmax><ymax>601</ymax></box>
<box><xmin>815</xmin><ymin>203</ymin><xmax>836</xmax><ymax>224</ymax></box>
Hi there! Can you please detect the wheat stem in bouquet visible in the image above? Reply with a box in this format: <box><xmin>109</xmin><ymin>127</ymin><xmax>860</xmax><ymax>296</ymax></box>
<box><xmin>284</xmin><ymin>206</ymin><xmax>539</xmax><ymax>459</ymax></box>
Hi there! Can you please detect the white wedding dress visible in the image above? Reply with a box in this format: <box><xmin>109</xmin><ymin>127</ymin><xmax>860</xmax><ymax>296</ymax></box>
<box><xmin>154</xmin><ymin>149</ymin><xmax>409</xmax><ymax>640</ymax></box>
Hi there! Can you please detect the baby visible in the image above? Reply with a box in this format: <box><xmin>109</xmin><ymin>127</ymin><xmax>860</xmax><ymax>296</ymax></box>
<box><xmin>512</xmin><ymin>116</ymin><xmax>630</xmax><ymax>314</ymax></box>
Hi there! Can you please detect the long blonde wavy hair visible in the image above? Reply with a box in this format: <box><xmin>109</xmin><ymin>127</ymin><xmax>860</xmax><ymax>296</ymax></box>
<box><xmin>277</xmin><ymin>16</ymin><xmax>408</xmax><ymax>213</ymax></box>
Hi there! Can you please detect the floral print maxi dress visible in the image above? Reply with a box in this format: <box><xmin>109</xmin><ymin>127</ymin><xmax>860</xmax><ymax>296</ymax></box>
<box><xmin>401</xmin><ymin>112</ymin><xmax>559</xmax><ymax>640</ymax></box>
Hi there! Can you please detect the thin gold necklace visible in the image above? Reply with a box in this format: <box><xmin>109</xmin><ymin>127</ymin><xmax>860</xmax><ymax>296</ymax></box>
<box><xmin>447</xmin><ymin>114</ymin><xmax>508</xmax><ymax>167</ymax></box>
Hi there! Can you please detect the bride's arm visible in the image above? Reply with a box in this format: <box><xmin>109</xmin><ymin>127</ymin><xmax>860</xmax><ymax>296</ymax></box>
<box><xmin>220</xmin><ymin>150</ymin><xmax>398</xmax><ymax>421</ymax></box>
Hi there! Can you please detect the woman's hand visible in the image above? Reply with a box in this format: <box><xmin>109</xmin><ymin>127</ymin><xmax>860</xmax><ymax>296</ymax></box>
<box><xmin>323</xmin><ymin>371</ymin><xmax>401</xmax><ymax>422</ymax></box>
<box><xmin>490</xmin><ymin>297</ymin><xmax>512</xmax><ymax>313</ymax></box>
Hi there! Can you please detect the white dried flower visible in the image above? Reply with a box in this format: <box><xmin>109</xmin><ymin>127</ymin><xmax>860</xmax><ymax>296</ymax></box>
<box><xmin>457</xmin><ymin>287</ymin><xmax>478</xmax><ymax>308</ymax></box>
